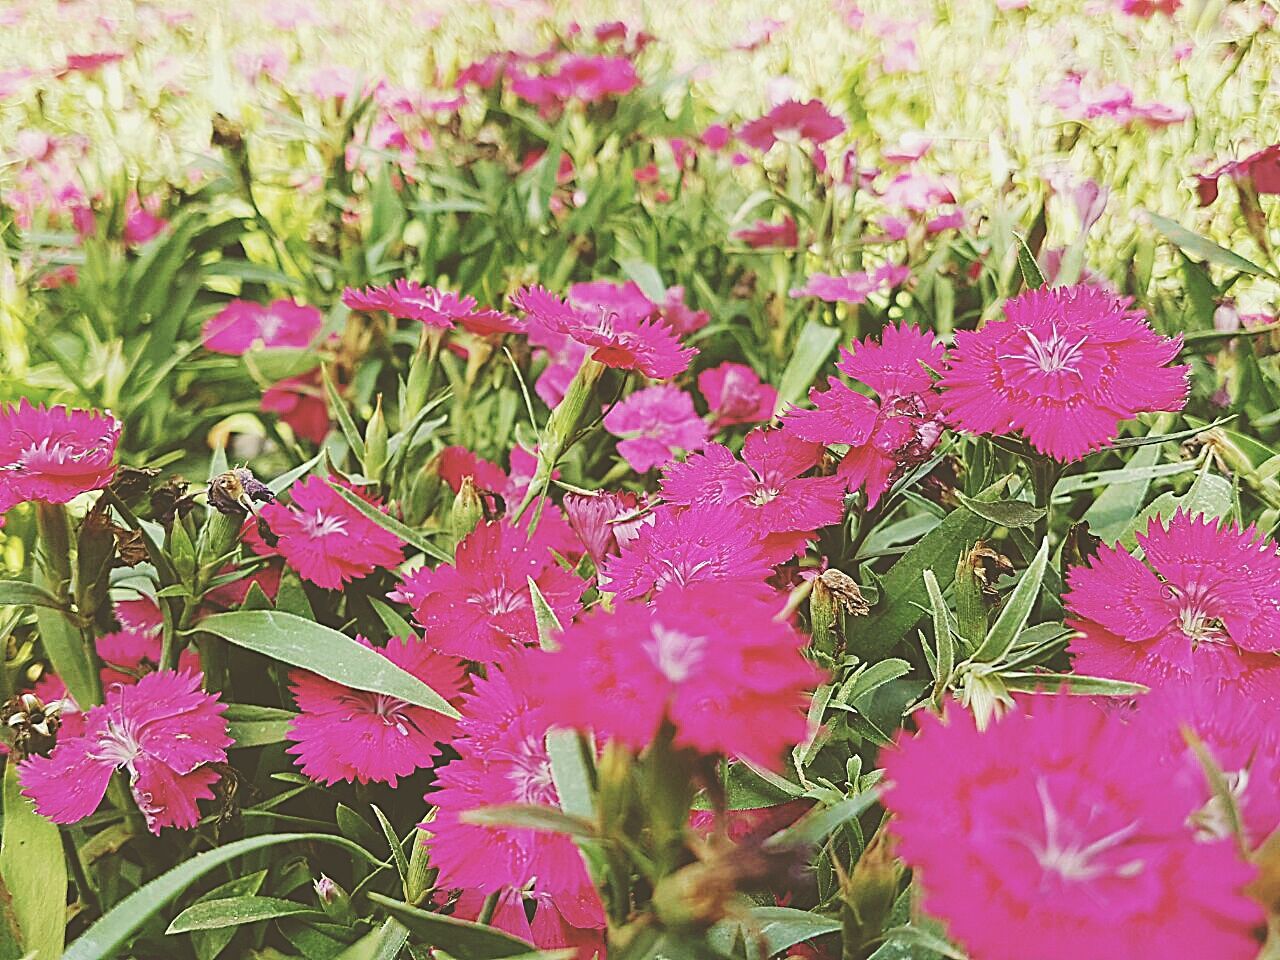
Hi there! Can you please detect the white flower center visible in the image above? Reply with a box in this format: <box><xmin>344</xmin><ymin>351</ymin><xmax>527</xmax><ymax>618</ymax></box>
<box><xmin>1015</xmin><ymin>327</ymin><xmax>1088</xmax><ymax>376</ymax></box>
<box><xmin>506</xmin><ymin>735</ymin><xmax>557</xmax><ymax>805</ymax></box>
<box><xmin>1022</xmin><ymin>778</ymin><xmax>1144</xmax><ymax>884</ymax></box>
<box><xmin>643</xmin><ymin>624</ymin><xmax>706</xmax><ymax>683</ymax></box>
<box><xmin>300</xmin><ymin>510</ymin><xmax>348</xmax><ymax>538</ymax></box>
<box><xmin>89</xmin><ymin>717</ymin><xmax>142</xmax><ymax>770</ymax></box>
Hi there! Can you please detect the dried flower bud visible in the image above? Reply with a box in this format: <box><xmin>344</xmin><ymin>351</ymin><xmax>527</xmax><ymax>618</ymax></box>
<box><xmin>6</xmin><ymin>692</ymin><xmax>66</xmax><ymax>759</ymax></box>
<box><xmin>208</xmin><ymin>468</ymin><xmax>273</xmax><ymax>516</ymax></box>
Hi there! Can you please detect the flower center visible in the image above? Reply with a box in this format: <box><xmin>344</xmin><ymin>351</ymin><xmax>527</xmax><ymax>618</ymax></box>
<box><xmin>300</xmin><ymin>510</ymin><xmax>348</xmax><ymax>538</ymax></box>
<box><xmin>750</xmin><ymin>484</ymin><xmax>781</xmax><ymax>505</ymax></box>
<box><xmin>1163</xmin><ymin>583</ymin><xmax>1228</xmax><ymax>644</ymax></box>
<box><xmin>470</xmin><ymin>582</ymin><xmax>527</xmax><ymax>617</ymax></box>
<box><xmin>342</xmin><ymin>692</ymin><xmax>415</xmax><ymax>736</ymax></box>
<box><xmin>1023</xmin><ymin>779</ymin><xmax>1144</xmax><ymax>885</ymax></box>
<box><xmin>506</xmin><ymin>734</ymin><xmax>558</xmax><ymax>805</ymax></box>
<box><xmin>258</xmin><ymin>312</ymin><xmax>284</xmax><ymax>341</ymax></box>
<box><xmin>89</xmin><ymin>717</ymin><xmax>142</xmax><ymax>770</ymax></box>
<box><xmin>1016</xmin><ymin>327</ymin><xmax>1088</xmax><ymax>376</ymax></box>
<box><xmin>643</xmin><ymin>624</ymin><xmax>707</xmax><ymax>683</ymax></box>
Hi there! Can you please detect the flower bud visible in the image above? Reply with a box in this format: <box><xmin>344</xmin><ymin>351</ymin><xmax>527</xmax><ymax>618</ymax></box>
<box><xmin>313</xmin><ymin>874</ymin><xmax>355</xmax><ymax>924</ymax></box>
<box><xmin>840</xmin><ymin>829</ymin><xmax>903</xmax><ymax>950</ymax></box>
<box><xmin>363</xmin><ymin>394</ymin><xmax>388</xmax><ymax>482</ymax></box>
<box><xmin>450</xmin><ymin>477</ymin><xmax>485</xmax><ymax>545</ymax></box>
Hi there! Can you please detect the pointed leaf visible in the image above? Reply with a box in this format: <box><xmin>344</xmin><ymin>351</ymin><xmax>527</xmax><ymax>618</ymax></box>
<box><xmin>366</xmin><ymin>892</ymin><xmax>536</xmax><ymax>960</ymax></box>
<box><xmin>972</xmin><ymin>538</ymin><xmax>1049</xmax><ymax>664</ymax></box>
<box><xmin>1</xmin><ymin>763</ymin><xmax>65</xmax><ymax>960</ymax></box>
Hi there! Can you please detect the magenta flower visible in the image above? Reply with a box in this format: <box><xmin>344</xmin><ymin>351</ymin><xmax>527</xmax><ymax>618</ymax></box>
<box><xmin>786</xmin><ymin>324</ymin><xmax>946</xmax><ymax>507</ymax></box>
<box><xmin>536</xmin><ymin>585</ymin><xmax>820</xmax><ymax>767</ymax></box>
<box><xmin>122</xmin><ymin>194</ymin><xmax>168</xmax><ymax>247</ymax></box>
<box><xmin>569</xmin><ymin>279</ymin><xmax>654</xmax><ymax>321</ymax></box>
<box><xmin>259</xmin><ymin>477</ymin><xmax>405</xmax><ymax>589</ymax></box>
<box><xmin>436</xmin><ymin>446</ymin><xmax>510</xmax><ymax>496</ymax></box>
<box><xmin>603</xmin><ymin>385</ymin><xmax>708</xmax><ymax>473</ymax></box>
<box><xmin>1116</xmin><ymin>0</ymin><xmax>1180</xmax><ymax>14</ymax></box>
<box><xmin>732</xmin><ymin>215</ymin><xmax>799</xmax><ymax>248</ymax></box>
<box><xmin>939</xmin><ymin>284</ymin><xmax>1189</xmax><ymax>461</ymax></box>
<box><xmin>512</xmin><ymin>285</ymin><xmax>695</xmax><ymax>380</ymax></box>
<box><xmin>0</xmin><ymin>401</ymin><xmax>120</xmax><ymax>515</ymax></box>
<box><xmin>698</xmin><ymin>362</ymin><xmax>778</xmax><ymax>427</ymax></box>
<box><xmin>97</xmin><ymin>629</ymin><xmax>198</xmax><ymax>686</ymax></box>
<box><xmin>427</xmin><ymin>658</ymin><xmax>605</xmax><ymax>946</ymax></box>
<box><xmin>878</xmin><ymin>172</ymin><xmax>955</xmax><ymax>212</ymax></box>
<box><xmin>201</xmin><ymin>299</ymin><xmax>323</xmax><ymax>355</ymax></box>
<box><xmin>19</xmin><ymin>670</ymin><xmax>230</xmax><ymax>834</ymax></box>
<box><xmin>739</xmin><ymin>99</ymin><xmax>846</xmax><ymax>151</ymax></box>
<box><xmin>790</xmin><ymin>264</ymin><xmax>910</xmax><ymax>304</ymax></box>
<box><xmin>884</xmin><ymin>695</ymin><xmax>1262</xmax><ymax>960</ymax></box>
<box><xmin>342</xmin><ymin>280</ymin><xmax>478</xmax><ymax>329</ymax></box>
<box><xmin>563</xmin><ymin>490</ymin><xmax>651</xmax><ymax>567</ymax></box>
<box><xmin>261</xmin><ymin>370</ymin><xmax>330</xmax><ymax>444</ymax></box>
<box><xmin>392</xmin><ymin>522</ymin><xmax>582</xmax><ymax>663</ymax></box>
<box><xmin>600</xmin><ymin>504</ymin><xmax>775</xmax><ymax>600</ymax></box>
<box><xmin>287</xmin><ymin>636</ymin><xmax>466</xmax><ymax>786</ymax></box>
<box><xmin>1065</xmin><ymin>511</ymin><xmax>1280</xmax><ymax>699</ymax></box>
<box><xmin>1196</xmin><ymin>143</ymin><xmax>1280</xmax><ymax>206</ymax></box>
<box><xmin>549</xmin><ymin>54</ymin><xmax>639</xmax><ymax>102</ymax></box>
<box><xmin>662</xmin><ymin>429</ymin><xmax>845</xmax><ymax>563</ymax></box>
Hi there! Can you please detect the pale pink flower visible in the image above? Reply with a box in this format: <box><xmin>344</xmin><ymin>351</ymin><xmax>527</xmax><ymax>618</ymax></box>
<box><xmin>699</xmin><ymin>362</ymin><xmax>778</xmax><ymax>427</ymax></box>
<box><xmin>603</xmin><ymin>385</ymin><xmax>708</xmax><ymax>473</ymax></box>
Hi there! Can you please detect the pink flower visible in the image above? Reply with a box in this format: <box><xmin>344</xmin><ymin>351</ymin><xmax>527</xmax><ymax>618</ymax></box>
<box><xmin>436</xmin><ymin>446</ymin><xmax>509</xmax><ymax>496</ymax></box>
<box><xmin>343</xmin><ymin>280</ymin><xmax>478</xmax><ymax>329</ymax></box>
<box><xmin>261</xmin><ymin>370</ymin><xmax>330</xmax><ymax>444</ymax></box>
<box><xmin>122</xmin><ymin>194</ymin><xmax>167</xmax><ymax>246</ymax></box>
<box><xmin>1044</xmin><ymin>73</ymin><xmax>1188</xmax><ymax>128</ymax></box>
<box><xmin>202</xmin><ymin>299</ymin><xmax>323</xmax><ymax>354</ymax></box>
<box><xmin>1196</xmin><ymin>143</ymin><xmax>1280</xmax><ymax>206</ymax></box>
<box><xmin>732</xmin><ymin>215</ymin><xmax>798</xmax><ymax>248</ymax></box>
<box><xmin>287</xmin><ymin>636</ymin><xmax>466</xmax><ymax>786</ymax></box>
<box><xmin>883</xmin><ymin>695</ymin><xmax>1262</xmax><ymax>960</ymax></box>
<box><xmin>662</xmin><ymin>429</ymin><xmax>845</xmax><ymax>563</ymax></box>
<box><xmin>882</xmin><ymin>133</ymin><xmax>933</xmax><ymax>165</ymax></box>
<box><xmin>563</xmin><ymin>490</ymin><xmax>651</xmax><ymax>567</ymax></box>
<box><xmin>60</xmin><ymin>52</ymin><xmax>125</xmax><ymax>76</ymax></box>
<box><xmin>790</xmin><ymin>264</ymin><xmax>910</xmax><ymax>303</ymax></box>
<box><xmin>739</xmin><ymin>100</ymin><xmax>846</xmax><ymax>151</ymax></box>
<box><xmin>536</xmin><ymin>585</ymin><xmax>821</xmax><ymax>767</ymax></box>
<box><xmin>1065</xmin><ymin>511</ymin><xmax>1280</xmax><ymax>699</ymax></box>
<box><xmin>939</xmin><ymin>284</ymin><xmax>1189</xmax><ymax>461</ymax></box>
<box><xmin>19</xmin><ymin>670</ymin><xmax>230</xmax><ymax>834</ymax></box>
<box><xmin>260</xmin><ymin>477</ymin><xmax>405</xmax><ymax>589</ymax></box>
<box><xmin>1116</xmin><ymin>0</ymin><xmax>1180</xmax><ymax>14</ymax></box>
<box><xmin>603</xmin><ymin>385</ymin><xmax>708</xmax><ymax>473</ymax></box>
<box><xmin>97</xmin><ymin>629</ymin><xmax>198</xmax><ymax>686</ymax></box>
<box><xmin>512</xmin><ymin>285</ymin><xmax>695</xmax><ymax>380</ymax></box>
<box><xmin>699</xmin><ymin>362</ymin><xmax>778</xmax><ymax>427</ymax></box>
<box><xmin>569</xmin><ymin>279</ymin><xmax>654</xmax><ymax>321</ymax></box>
<box><xmin>701</xmin><ymin>123</ymin><xmax>732</xmax><ymax>151</ymax></box>
<box><xmin>879</xmin><ymin>172</ymin><xmax>955</xmax><ymax>212</ymax></box>
<box><xmin>600</xmin><ymin>504</ymin><xmax>775</xmax><ymax>600</ymax></box>
<box><xmin>658</xmin><ymin>286</ymin><xmax>710</xmax><ymax>336</ymax></box>
<box><xmin>427</xmin><ymin>658</ymin><xmax>605</xmax><ymax>947</ymax></box>
<box><xmin>0</xmin><ymin>401</ymin><xmax>120</xmax><ymax>515</ymax></box>
<box><xmin>786</xmin><ymin>324</ymin><xmax>946</xmax><ymax>507</ymax></box>
<box><xmin>392</xmin><ymin>522</ymin><xmax>582</xmax><ymax>663</ymax></box>
<box><xmin>549</xmin><ymin>54</ymin><xmax>639</xmax><ymax>102</ymax></box>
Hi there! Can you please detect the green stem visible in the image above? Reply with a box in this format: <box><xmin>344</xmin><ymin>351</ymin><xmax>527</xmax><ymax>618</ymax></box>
<box><xmin>33</xmin><ymin>503</ymin><xmax>101</xmax><ymax>707</ymax></box>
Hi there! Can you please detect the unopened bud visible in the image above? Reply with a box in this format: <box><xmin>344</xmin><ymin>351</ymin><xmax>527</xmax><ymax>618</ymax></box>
<box><xmin>840</xmin><ymin>830</ymin><xmax>903</xmax><ymax>950</ymax></box>
<box><xmin>313</xmin><ymin>875</ymin><xmax>354</xmax><ymax>924</ymax></box>
<box><xmin>450</xmin><ymin>477</ymin><xmax>485</xmax><ymax>545</ymax></box>
<box><xmin>363</xmin><ymin>394</ymin><xmax>388</xmax><ymax>481</ymax></box>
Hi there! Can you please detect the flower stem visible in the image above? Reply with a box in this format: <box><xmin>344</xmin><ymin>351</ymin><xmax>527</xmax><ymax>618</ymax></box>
<box><xmin>33</xmin><ymin>502</ymin><xmax>101</xmax><ymax>707</ymax></box>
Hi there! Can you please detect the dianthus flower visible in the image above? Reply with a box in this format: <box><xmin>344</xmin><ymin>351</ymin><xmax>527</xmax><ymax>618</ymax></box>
<box><xmin>342</xmin><ymin>280</ymin><xmax>477</xmax><ymax>329</ymax></box>
<box><xmin>563</xmin><ymin>490</ymin><xmax>651</xmax><ymax>567</ymax></box>
<box><xmin>97</xmin><ymin>629</ymin><xmax>198</xmax><ymax>686</ymax></box>
<box><xmin>549</xmin><ymin>54</ymin><xmax>639</xmax><ymax>102</ymax></box>
<box><xmin>698</xmin><ymin>362</ymin><xmax>778</xmax><ymax>427</ymax></box>
<box><xmin>512</xmin><ymin>285</ymin><xmax>695</xmax><ymax>379</ymax></box>
<box><xmin>662</xmin><ymin>429</ymin><xmax>845</xmax><ymax>563</ymax></box>
<box><xmin>739</xmin><ymin>99</ymin><xmax>846</xmax><ymax>151</ymax></box>
<box><xmin>1116</xmin><ymin>0</ymin><xmax>1180</xmax><ymax>15</ymax></box>
<box><xmin>600</xmin><ymin>504</ymin><xmax>775</xmax><ymax>600</ymax></box>
<box><xmin>287</xmin><ymin>636</ymin><xmax>466</xmax><ymax>786</ymax></box>
<box><xmin>883</xmin><ymin>695</ymin><xmax>1263</xmax><ymax>960</ymax></box>
<box><xmin>0</xmin><ymin>402</ymin><xmax>119</xmax><ymax>517</ymax></box>
<box><xmin>260</xmin><ymin>370</ymin><xmax>330</xmax><ymax>444</ymax></box>
<box><xmin>536</xmin><ymin>585</ymin><xmax>820</xmax><ymax>767</ymax></box>
<box><xmin>201</xmin><ymin>299</ymin><xmax>323</xmax><ymax>354</ymax></box>
<box><xmin>939</xmin><ymin>284</ymin><xmax>1188</xmax><ymax>461</ymax></box>
<box><xmin>436</xmin><ymin>446</ymin><xmax>510</xmax><ymax>496</ymax></box>
<box><xmin>1196</xmin><ymin>143</ymin><xmax>1280</xmax><ymax>206</ymax></box>
<box><xmin>732</xmin><ymin>215</ymin><xmax>798</xmax><ymax>248</ymax></box>
<box><xmin>569</xmin><ymin>280</ymin><xmax>709</xmax><ymax>337</ymax></box>
<box><xmin>259</xmin><ymin>476</ymin><xmax>405</xmax><ymax>589</ymax></box>
<box><xmin>790</xmin><ymin>264</ymin><xmax>910</xmax><ymax>303</ymax></box>
<box><xmin>1064</xmin><ymin>511</ymin><xmax>1280</xmax><ymax>699</ymax></box>
<box><xmin>878</xmin><ymin>172</ymin><xmax>955</xmax><ymax>212</ymax></box>
<box><xmin>603</xmin><ymin>385</ymin><xmax>708</xmax><ymax>472</ymax></box>
<box><xmin>19</xmin><ymin>670</ymin><xmax>230</xmax><ymax>834</ymax></box>
<box><xmin>392</xmin><ymin>522</ymin><xmax>581</xmax><ymax>663</ymax></box>
<box><xmin>1044</xmin><ymin>73</ymin><xmax>1188</xmax><ymax>128</ymax></box>
<box><xmin>786</xmin><ymin>324</ymin><xmax>946</xmax><ymax>507</ymax></box>
<box><xmin>427</xmin><ymin>658</ymin><xmax>605</xmax><ymax>951</ymax></box>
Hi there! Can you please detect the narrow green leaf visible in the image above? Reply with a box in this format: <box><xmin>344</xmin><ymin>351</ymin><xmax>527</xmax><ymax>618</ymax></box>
<box><xmin>708</xmin><ymin>907</ymin><xmax>842</xmax><ymax>960</ymax></box>
<box><xmin>846</xmin><ymin>659</ymin><xmax>912</xmax><ymax>705</ymax></box>
<box><xmin>1000</xmin><ymin>672</ymin><xmax>1148</xmax><ymax>696</ymax></box>
<box><xmin>369</xmin><ymin>597</ymin><xmax>415</xmax><ymax>639</ymax></box>
<box><xmin>268</xmin><ymin>452</ymin><xmax>326</xmax><ymax>495</ymax></box>
<box><xmin>370</xmin><ymin>805</ymin><xmax>409</xmax><ymax>887</ymax></box>
<box><xmin>224</xmin><ymin>703</ymin><xmax>297</xmax><ymax>749</ymax></box>
<box><xmin>1014</xmin><ymin>232</ymin><xmax>1047</xmax><ymax>289</ymax></box>
<box><xmin>972</xmin><ymin>538</ymin><xmax>1049</xmax><ymax>664</ymax></box>
<box><xmin>366</xmin><ymin>892</ymin><xmax>536</xmax><ymax>960</ymax></box>
<box><xmin>1118</xmin><ymin>470</ymin><xmax>1233</xmax><ymax>550</ymax></box>
<box><xmin>461</xmin><ymin>804</ymin><xmax>597</xmax><ymax>839</ymax></box>
<box><xmin>1144</xmin><ymin>210</ymin><xmax>1275</xmax><ymax>279</ymax></box>
<box><xmin>189</xmin><ymin>870</ymin><xmax>268</xmax><ymax>960</ymax></box>
<box><xmin>197</xmin><ymin>611</ymin><xmax>459</xmax><ymax>718</ymax></box>
<box><xmin>167</xmin><ymin>896</ymin><xmax>319</xmax><ymax>934</ymax></box>
<box><xmin>0</xmin><ymin>581</ymin><xmax>64</xmax><ymax>611</ymax></box>
<box><xmin>546</xmin><ymin>730</ymin><xmax>596</xmax><ymax>820</ymax></box>
<box><xmin>774</xmin><ymin>321</ymin><xmax>841</xmax><ymax>415</ymax></box>
<box><xmin>1</xmin><ymin>763</ymin><xmax>65</xmax><ymax>960</ymax></box>
<box><xmin>874</xmin><ymin>924</ymin><xmax>968</xmax><ymax>960</ymax></box>
<box><xmin>528</xmin><ymin>578</ymin><xmax>564</xmax><ymax>651</ymax></box>
<box><xmin>326</xmin><ymin>481</ymin><xmax>451</xmax><ymax>563</ymax></box>
<box><xmin>322</xmin><ymin>364</ymin><xmax>363</xmax><ymax>461</ymax></box>
<box><xmin>952</xmin><ymin>493</ymin><xmax>1045</xmax><ymax>529</ymax></box>
<box><xmin>336</xmin><ymin>919</ymin><xmax>411</xmax><ymax>960</ymax></box>
<box><xmin>766</xmin><ymin>790</ymin><xmax>880</xmax><ymax>849</ymax></box>
<box><xmin>923</xmin><ymin>570</ymin><xmax>954</xmax><ymax>698</ymax></box>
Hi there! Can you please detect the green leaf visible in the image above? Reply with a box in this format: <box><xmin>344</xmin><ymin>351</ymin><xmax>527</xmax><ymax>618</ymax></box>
<box><xmin>0</xmin><ymin>581</ymin><xmax>64</xmax><ymax>611</ymax></box>
<box><xmin>546</xmin><ymin>730</ymin><xmax>596</xmax><ymax>820</ymax></box>
<box><xmin>366</xmin><ymin>892</ymin><xmax>536</xmax><ymax>960</ymax></box>
<box><xmin>196</xmin><ymin>611</ymin><xmax>459</xmax><ymax>718</ymax></box>
<box><xmin>923</xmin><ymin>570</ymin><xmax>954</xmax><ymax>699</ymax></box>
<box><xmin>1118</xmin><ymin>470</ymin><xmax>1233</xmax><ymax>550</ymax></box>
<box><xmin>618</xmin><ymin>259</ymin><xmax>667</xmax><ymax>303</ymax></box>
<box><xmin>1080</xmin><ymin>442</ymin><xmax>1164</xmax><ymax>539</ymax></box>
<box><xmin>326</xmin><ymin>480</ymin><xmax>451</xmax><ymax>563</ymax></box>
<box><xmin>64</xmin><ymin>833</ymin><xmax>378</xmax><ymax>960</ymax></box>
<box><xmin>528</xmin><ymin>578</ymin><xmax>564</xmax><ymax>652</ymax></box>
<box><xmin>1</xmin><ymin>763</ymin><xmax>65</xmax><ymax>960</ymax></box>
<box><xmin>774</xmin><ymin>321</ymin><xmax>841</xmax><ymax>415</ymax></box>
<box><xmin>370</xmin><ymin>805</ymin><xmax>409</xmax><ymax>887</ymax></box>
<box><xmin>952</xmin><ymin>493</ymin><xmax>1044</xmax><ymax>529</ymax></box>
<box><xmin>225</xmin><ymin>703</ymin><xmax>297</xmax><ymax>748</ymax></box>
<box><xmin>708</xmin><ymin>906</ymin><xmax>842</xmax><ymax>960</ymax></box>
<box><xmin>1144</xmin><ymin>211</ymin><xmax>1275</xmax><ymax>279</ymax></box>
<box><xmin>322</xmin><ymin>364</ymin><xmax>364</xmax><ymax>461</ymax></box>
<box><xmin>1013</xmin><ymin>232</ymin><xmax>1047</xmax><ymax>289</ymax></box>
<box><xmin>1001</xmin><ymin>672</ymin><xmax>1148</xmax><ymax>696</ymax></box>
<box><xmin>766</xmin><ymin>790</ymin><xmax>880</xmax><ymax>849</ymax></box>
<box><xmin>189</xmin><ymin>870</ymin><xmax>268</xmax><ymax>960</ymax></box>
<box><xmin>369</xmin><ymin>597</ymin><xmax>415</xmax><ymax>639</ymax></box>
<box><xmin>872</xmin><ymin>924</ymin><xmax>967</xmax><ymax>960</ymax></box>
<box><xmin>268</xmin><ymin>452</ymin><xmax>326</xmax><ymax>495</ymax></box>
<box><xmin>845</xmin><ymin>659</ymin><xmax>912</xmax><ymax>705</ymax></box>
<box><xmin>461</xmin><ymin>804</ymin><xmax>598</xmax><ymax>839</ymax></box>
<box><xmin>335</xmin><ymin>919</ymin><xmax>410</xmax><ymax>960</ymax></box>
<box><xmin>167</xmin><ymin>896</ymin><xmax>320</xmax><ymax>934</ymax></box>
<box><xmin>972</xmin><ymin>538</ymin><xmax>1049</xmax><ymax>664</ymax></box>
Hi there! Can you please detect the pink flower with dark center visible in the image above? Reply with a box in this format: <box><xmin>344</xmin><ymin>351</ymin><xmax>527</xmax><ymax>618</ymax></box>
<box><xmin>202</xmin><ymin>299</ymin><xmax>323</xmax><ymax>354</ymax></box>
<box><xmin>1196</xmin><ymin>144</ymin><xmax>1280</xmax><ymax>206</ymax></box>
<box><xmin>603</xmin><ymin>385</ymin><xmax>708</xmax><ymax>473</ymax></box>
<box><xmin>19</xmin><ymin>670</ymin><xmax>230</xmax><ymax>834</ymax></box>
<box><xmin>563</xmin><ymin>490</ymin><xmax>651</xmax><ymax>567</ymax></box>
<box><xmin>287</xmin><ymin>636</ymin><xmax>466</xmax><ymax>786</ymax></box>
<box><xmin>536</xmin><ymin>585</ymin><xmax>821</xmax><ymax>767</ymax></box>
<box><xmin>731</xmin><ymin>215</ymin><xmax>798</xmax><ymax>248</ymax></box>
<box><xmin>883</xmin><ymin>695</ymin><xmax>1262</xmax><ymax>960</ymax></box>
<box><xmin>1065</xmin><ymin>511</ymin><xmax>1280</xmax><ymax>699</ymax></box>
<box><xmin>790</xmin><ymin>264</ymin><xmax>910</xmax><ymax>303</ymax></box>
<box><xmin>600</xmin><ymin>504</ymin><xmax>775</xmax><ymax>600</ymax></box>
<box><xmin>427</xmin><ymin>658</ymin><xmax>605</xmax><ymax>947</ymax></box>
<box><xmin>0</xmin><ymin>401</ymin><xmax>120</xmax><ymax>515</ymax></box>
<box><xmin>739</xmin><ymin>100</ymin><xmax>846</xmax><ymax>151</ymax></box>
<box><xmin>786</xmin><ymin>324</ymin><xmax>946</xmax><ymax>507</ymax></box>
<box><xmin>662</xmin><ymin>429</ymin><xmax>845</xmax><ymax>563</ymax></box>
<box><xmin>512</xmin><ymin>285</ymin><xmax>695</xmax><ymax>379</ymax></box>
<box><xmin>392</xmin><ymin>522</ymin><xmax>582</xmax><ymax>663</ymax></box>
<box><xmin>259</xmin><ymin>476</ymin><xmax>405</xmax><ymax>589</ymax></box>
<box><xmin>342</xmin><ymin>280</ymin><xmax>477</xmax><ymax>329</ymax></box>
<box><xmin>939</xmin><ymin>284</ymin><xmax>1189</xmax><ymax>461</ymax></box>
<box><xmin>698</xmin><ymin>362</ymin><xmax>778</xmax><ymax>427</ymax></box>
<box><xmin>261</xmin><ymin>370</ymin><xmax>330</xmax><ymax>444</ymax></box>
